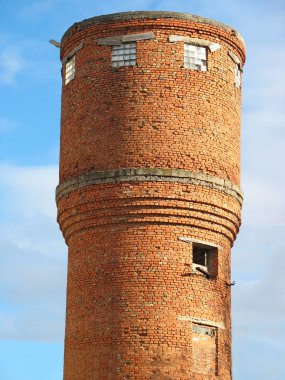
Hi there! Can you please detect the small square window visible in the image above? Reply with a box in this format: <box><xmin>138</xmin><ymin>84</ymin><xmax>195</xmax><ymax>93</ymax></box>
<box><xmin>235</xmin><ymin>64</ymin><xmax>241</xmax><ymax>88</ymax></box>
<box><xmin>65</xmin><ymin>56</ymin><xmax>75</xmax><ymax>85</ymax></box>
<box><xmin>184</xmin><ymin>44</ymin><xmax>207</xmax><ymax>71</ymax></box>
<box><xmin>112</xmin><ymin>42</ymin><xmax>136</xmax><ymax>68</ymax></box>
<box><xmin>193</xmin><ymin>243</ymin><xmax>217</xmax><ymax>278</ymax></box>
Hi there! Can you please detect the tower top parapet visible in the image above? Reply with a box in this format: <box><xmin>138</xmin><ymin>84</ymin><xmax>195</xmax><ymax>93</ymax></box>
<box><xmin>62</xmin><ymin>10</ymin><xmax>245</xmax><ymax>46</ymax></box>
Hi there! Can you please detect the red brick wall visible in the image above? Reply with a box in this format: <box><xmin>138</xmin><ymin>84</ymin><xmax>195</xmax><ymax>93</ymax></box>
<box><xmin>57</xmin><ymin>11</ymin><xmax>245</xmax><ymax>379</ymax></box>
<box><xmin>192</xmin><ymin>324</ymin><xmax>217</xmax><ymax>375</ymax></box>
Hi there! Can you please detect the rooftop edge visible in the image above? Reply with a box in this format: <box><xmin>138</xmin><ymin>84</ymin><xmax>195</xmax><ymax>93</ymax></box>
<box><xmin>61</xmin><ymin>11</ymin><xmax>245</xmax><ymax>46</ymax></box>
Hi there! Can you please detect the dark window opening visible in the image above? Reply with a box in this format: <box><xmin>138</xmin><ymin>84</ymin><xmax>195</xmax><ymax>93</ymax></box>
<box><xmin>193</xmin><ymin>243</ymin><xmax>218</xmax><ymax>278</ymax></box>
<box><xmin>193</xmin><ymin>246</ymin><xmax>208</xmax><ymax>267</ymax></box>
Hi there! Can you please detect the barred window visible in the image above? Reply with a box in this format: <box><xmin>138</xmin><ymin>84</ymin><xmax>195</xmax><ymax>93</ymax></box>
<box><xmin>184</xmin><ymin>44</ymin><xmax>207</xmax><ymax>71</ymax></box>
<box><xmin>235</xmin><ymin>64</ymin><xmax>241</xmax><ymax>88</ymax></box>
<box><xmin>65</xmin><ymin>56</ymin><xmax>75</xmax><ymax>84</ymax></box>
<box><xmin>112</xmin><ymin>42</ymin><xmax>136</xmax><ymax>67</ymax></box>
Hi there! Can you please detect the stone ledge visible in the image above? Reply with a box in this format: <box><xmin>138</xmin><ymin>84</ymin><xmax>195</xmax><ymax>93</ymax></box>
<box><xmin>177</xmin><ymin>315</ymin><xmax>225</xmax><ymax>329</ymax></box>
<box><xmin>169</xmin><ymin>35</ymin><xmax>221</xmax><ymax>52</ymax></box>
<box><xmin>178</xmin><ymin>236</ymin><xmax>223</xmax><ymax>250</ymax></box>
<box><xmin>61</xmin><ymin>42</ymin><xmax>84</xmax><ymax>64</ymax></box>
<box><xmin>97</xmin><ymin>32</ymin><xmax>155</xmax><ymax>46</ymax></box>
<box><xmin>56</xmin><ymin>167</ymin><xmax>243</xmax><ymax>205</ymax></box>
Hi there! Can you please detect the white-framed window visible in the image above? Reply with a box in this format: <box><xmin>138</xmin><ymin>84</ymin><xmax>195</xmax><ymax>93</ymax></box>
<box><xmin>111</xmin><ymin>42</ymin><xmax>136</xmax><ymax>67</ymax></box>
<box><xmin>65</xmin><ymin>55</ymin><xmax>75</xmax><ymax>84</ymax></box>
<box><xmin>184</xmin><ymin>44</ymin><xmax>207</xmax><ymax>71</ymax></box>
<box><xmin>235</xmin><ymin>64</ymin><xmax>241</xmax><ymax>88</ymax></box>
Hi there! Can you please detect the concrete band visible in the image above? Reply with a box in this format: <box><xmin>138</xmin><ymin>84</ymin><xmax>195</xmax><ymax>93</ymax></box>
<box><xmin>177</xmin><ymin>315</ymin><xmax>225</xmax><ymax>329</ymax></box>
<box><xmin>56</xmin><ymin>168</ymin><xmax>243</xmax><ymax>205</ymax></box>
<box><xmin>61</xmin><ymin>42</ymin><xmax>84</xmax><ymax>64</ymax></box>
<box><xmin>169</xmin><ymin>35</ymin><xmax>221</xmax><ymax>52</ymax></box>
<box><xmin>228</xmin><ymin>50</ymin><xmax>243</xmax><ymax>71</ymax></box>
<box><xmin>61</xmin><ymin>11</ymin><xmax>245</xmax><ymax>46</ymax></box>
<box><xmin>178</xmin><ymin>236</ymin><xmax>223</xmax><ymax>250</ymax></box>
<box><xmin>97</xmin><ymin>32</ymin><xmax>155</xmax><ymax>46</ymax></box>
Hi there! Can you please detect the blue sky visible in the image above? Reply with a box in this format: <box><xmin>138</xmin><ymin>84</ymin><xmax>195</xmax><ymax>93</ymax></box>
<box><xmin>0</xmin><ymin>1</ymin><xmax>284</xmax><ymax>379</ymax></box>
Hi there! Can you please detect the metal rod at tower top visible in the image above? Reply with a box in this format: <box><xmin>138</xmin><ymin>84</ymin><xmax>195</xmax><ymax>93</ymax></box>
<box><xmin>56</xmin><ymin>11</ymin><xmax>245</xmax><ymax>380</ymax></box>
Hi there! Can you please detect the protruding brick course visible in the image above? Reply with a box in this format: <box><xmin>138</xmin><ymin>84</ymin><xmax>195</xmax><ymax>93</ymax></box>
<box><xmin>56</xmin><ymin>11</ymin><xmax>245</xmax><ymax>379</ymax></box>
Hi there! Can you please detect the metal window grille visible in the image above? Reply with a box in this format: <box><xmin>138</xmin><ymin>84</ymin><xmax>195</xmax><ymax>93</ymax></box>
<box><xmin>184</xmin><ymin>44</ymin><xmax>207</xmax><ymax>71</ymax></box>
<box><xmin>112</xmin><ymin>43</ymin><xmax>136</xmax><ymax>68</ymax></box>
<box><xmin>65</xmin><ymin>56</ymin><xmax>75</xmax><ymax>84</ymax></box>
<box><xmin>235</xmin><ymin>64</ymin><xmax>241</xmax><ymax>88</ymax></box>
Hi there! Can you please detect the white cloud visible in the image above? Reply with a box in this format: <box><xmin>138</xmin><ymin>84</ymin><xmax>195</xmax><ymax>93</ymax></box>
<box><xmin>0</xmin><ymin>240</ymin><xmax>66</xmax><ymax>342</ymax></box>
<box><xmin>0</xmin><ymin>34</ymin><xmax>61</xmax><ymax>89</ymax></box>
<box><xmin>0</xmin><ymin>164</ymin><xmax>67</xmax><ymax>342</ymax></box>
<box><xmin>0</xmin><ymin>164</ymin><xmax>59</xmax><ymax>218</ymax></box>
<box><xmin>233</xmin><ymin>240</ymin><xmax>285</xmax><ymax>346</ymax></box>
<box><xmin>242</xmin><ymin>174</ymin><xmax>285</xmax><ymax>226</ymax></box>
<box><xmin>0</xmin><ymin>48</ymin><xmax>24</xmax><ymax>85</ymax></box>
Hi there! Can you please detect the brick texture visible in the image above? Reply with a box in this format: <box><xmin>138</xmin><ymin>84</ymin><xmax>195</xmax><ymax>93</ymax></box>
<box><xmin>56</xmin><ymin>11</ymin><xmax>245</xmax><ymax>380</ymax></box>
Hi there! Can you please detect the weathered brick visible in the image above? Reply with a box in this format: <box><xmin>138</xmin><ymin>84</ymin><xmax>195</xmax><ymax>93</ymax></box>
<box><xmin>56</xmin><ymin>11</ymin><xmax>245</xmax><ymax>380</ymax></box>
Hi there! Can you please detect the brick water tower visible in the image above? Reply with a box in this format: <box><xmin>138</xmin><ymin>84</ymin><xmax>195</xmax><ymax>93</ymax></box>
<box><xmin>56</xmin><ymin>11</ymin><xmax>245</xmax><ymax>379</ymax></box>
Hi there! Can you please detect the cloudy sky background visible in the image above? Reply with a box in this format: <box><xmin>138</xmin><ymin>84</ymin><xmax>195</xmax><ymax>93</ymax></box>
<box><xmin>0</xmin><ymin>0</ymin><xmax>284</xmax><ymax>379</ymax></box>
